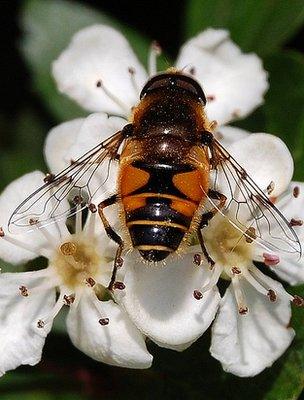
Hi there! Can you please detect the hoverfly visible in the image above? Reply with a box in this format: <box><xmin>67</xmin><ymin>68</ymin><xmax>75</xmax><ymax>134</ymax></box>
<box><xmin>8</xmin><ymin>71</ymin><xmax>301</xmax><ymax>290</ymax></box>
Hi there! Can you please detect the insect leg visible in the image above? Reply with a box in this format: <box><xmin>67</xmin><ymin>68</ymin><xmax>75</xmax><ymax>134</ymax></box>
<box><xmin>98</xmin><ymin>194</ymin><xmax>124</xmax><ymax>291</ymax></box>
<box><xmin>197</xmin><ymin>228</ymin><xmax>215</xmax><ymax>267</ymax></box>
<box><xmin>196</xmin><ymin>190</ymin><xmax>227</xmax><ymax>267</ymax></box>
<box><xmin>200</xmin><ymin>189</ymin><xmax>227</xmax><ymax>228</ymax></box>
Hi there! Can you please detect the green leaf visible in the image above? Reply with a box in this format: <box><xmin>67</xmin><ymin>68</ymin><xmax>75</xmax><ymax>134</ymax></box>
<box><xmin>0</xmin><ymin>371</ymin><xmax>85</xmax><ymax>400</ymax></box>
<box><xmin>0</xmin><ymin>109</ymin><xmax>46</xmax><ymax>190</ymax></box>
<box><xmin>20</xmin><ymin>0</ymin><xmax>152</xmax><ymax>121</ymax></box>
<box><xmin>184</xmin><ymin>0</ymin><xmax>304</xmax><ymax>56</ymax></box>
<box><xmin>234</xmin><ymin>50</ymin><xmax>304</xmax><ymax>181</ymax></box>
<box><xmin>263</xmin><ymin>51</ymin><xmax>304</xmax><ymax>181</ymax></box>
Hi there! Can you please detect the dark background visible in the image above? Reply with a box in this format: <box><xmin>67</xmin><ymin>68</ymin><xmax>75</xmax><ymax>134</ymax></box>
<box><xmin>0</xmin><ymin>1</ymin><xmax>304</xmax><ymax>399</ymax></box>
<box><xmin>1</xmin><ymin>0</ymin><xmax>303</xmax><ymax>123</ymax></box>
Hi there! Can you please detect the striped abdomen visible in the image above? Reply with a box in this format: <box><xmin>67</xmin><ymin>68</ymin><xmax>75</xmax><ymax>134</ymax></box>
<box><xmin>120</xmin><ymin>151</ymin><xmax>209</xmax><ymax>262</ymax></box>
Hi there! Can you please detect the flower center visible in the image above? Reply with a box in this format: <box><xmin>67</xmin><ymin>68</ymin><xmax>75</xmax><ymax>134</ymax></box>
<box><xmin>203</xmin><ymin>216</ymin><xmax>253</xmax><ymax>278</ymax></box>
<box><xmin>51</xmin><ymin>236</ymin><xmax>101</xmax><ymax>289</ymax></box>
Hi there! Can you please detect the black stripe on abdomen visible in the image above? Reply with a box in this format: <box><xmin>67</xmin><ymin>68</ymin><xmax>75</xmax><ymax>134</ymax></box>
<box><xmin>126</xmin><ymin>197</ymin><xmax>191</xmax><ymax>227</ymax></box>
<box><xmin>126</xmin><ymin>198</ymin><xmax>190</xmax><ymax>262</ymax></box>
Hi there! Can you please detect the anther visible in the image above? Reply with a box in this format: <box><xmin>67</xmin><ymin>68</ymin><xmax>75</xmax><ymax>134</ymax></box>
<box><xmin>86</xmin><ymin>277</ymin><xmax>96</xmax><ymax>287</ymax></box>
<box><xmin>128</xmin><ymin>67</ymin><xmax>135</xmax><ymax>75</ymax></box>
<box><xmin>207</xmin><ymin>94</ymin><xmax>216</xmax><ymax>102</ymax></box>
<box><xmin>37</xmin><ymin>319</ymin><xmax>45</xmax><ymax>329</ymax></box>
<box><xmin>193</xmin><ymin>290</ymin><xmax>203</xmax><ymax>300</ymax></box>
<box><xmin>231</xmin><ymin>266</ymin><xmax>241</xmax><ymax>275</ymax></box>
<box><xmin>238</xmin><ymin>307</ymin><xmax>249</xmax><ymax>315</ymax></box>
<box><xmin>99</xmin><ymin>318</ymin><xmax>109</xmax><ymax>326</ymax></box>
<box><xmin>63</xmin><ymin>294</ymin><xmax>75</xmax><ymax>306</ymax></box>
<box><xmin>44</xmin><ymin>173</ymin><xmax>55</xmax><ymax>184</ymax></box>
<box><xmin>267</xmin><ymin>181</ymin><xmax>275</xmax><ymax>195</ymax></box>
<box><xmin>116</xmin><ymin>257</ymin><xmax>124</xmax><ymax>268</ymax></box>
<box><xmin>60</xmin><ymin>242</ymin><xmax>77</xmax><ymax>256</ymax></box>
<box><xmin>293</xmin><ymin>295</ymin><xmax>304</xmax><ymax>307</ymax></box>
<box><xmin>232</xmin><ymin>109</ymin><xmax>241</xmax><ymax>118</ymax></box>
<box><xmin>113</xmin><ymin>281</ymin><xmax>125</xmax><ymax>290</ymax></box>
<box><xmin>151</xmin><ymin>40</ymin><xmax>162</xmax><ymax>55</ymax></box>
<box><xmin>19</xmin><ymin>285</ymin><xmax>29</xmax><ymax>297</ymax></box>
<box><xmin>293</xmin><ymin>186</ymin><xmax>300</xmax><ymax>198</ymax></box>
<box><xmin>96</xmin><ymin>80</ymin><xmax>102</xmax><ymax>88</ymax></box>
<box><xmin>73</xmin><ymin>195</ymin><xmax>83</xmax><ymax>205</ymax></box>
<box><xmin>267</xmin><ymin>289</ymin><xmax>277</xmax><ymax>302</ymax></box>
<box><xmin>0</xmin><ymin>227</ymin><xmax>4</xmax><ymax>237</ymax></box>
<box><xmin>88</xmin><ymin>203</ymin><xmax>97</xmax><ymax>213</ymax></box>
<box><xmin>263</xmin><ymin>253</ymin><xmax>280</xmax><ymax>266</ymax></box>
<box><xmin>245</xmin><ymin>227</ymin><xmax>256</xmax><ymax>243</ymax></box>
<box><xmin>29</xmin><ymin>218</ymin><xmax>39</xmax><ymax>225</ymax></box>
<box><xmin>189</xmin><ymin>67</ymin><xmax>196</xmax><ymax>75</ymax></box>
<box><xmin>193</xmin><ymin>253</ymin><xmax>202</xmax><ymax>266</ymax></box>
<box><xmin>289</xmin><ymin>218</ymin><xmax>303</xmax><ymax>227</ymax></box>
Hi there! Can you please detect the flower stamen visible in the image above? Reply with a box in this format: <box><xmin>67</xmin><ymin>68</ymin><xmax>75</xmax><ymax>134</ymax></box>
<box><xmin>96</xmin><ymin>79</ymin><xmax>130</xmax><ymax>114</ymax></box>
<box><xmin>193</xmin><ymin>253</ymin><xmax>202</xmax><ymax>266</ymax></box>
<box><xmin>232</xmin><ymin>276</ymin><xmax>249</xmax><ymax>315</ymax></box>
<box><xmin>90</xmin><ymin>291</ymin><xmax>110</xmax><ymax>325</ymax></box>
<box><xmin>35</xmin><ymin>223</ymin><xmax>60</xmax><ymax>249</ymax></box>
<box><xmin>293</xmin><ymin>186</ymin><xmax>300</xmax><ymax>198</ymax></box>
<box><xmin>263</xmin><ymin>253</ymin><xmax>280</xmax><ymax>266</ymax></box>
<box><xmin>293</xmin><ymin>295</ymin><xmax>304</xmax><ymax>307</ymax></box>
<box><xmin>128</xmin><ymin>67</ymin><xmax>140</xmax><ymax>95</ymax></box>
<box><xmin>75</xmin><ymin>205</ymin><xmax>82</xmax><ymax>234</ymax></box>
<box><xmin>85</xmin><ymin>277</ymin><xmax>96</xmax><ymax>287</ymax></box>
<box><xmin>99</xmin><ymin>318</ymin><xmax>109</xmax><ymax>326</ymax></box>
<box><xmin>0</xmin><ymin>228</ymin><xmax>48</xmax><ymax>257</ymax></box>
<box><xmin>113</xmin><ymin>281</ymin><xmax>125</xmax><ymax>290</ymax></box>
<box><xmin>289</xmin><ymin>218</ymin><xmax>303</xmax><ymax>227</ymax></box>
<box><xmin>37</xmin><ymin>292</ymin><xmax>65</xmax><ymax>328</ymax></box>
<box><xmin>194</xmin><ymin>264</ymin><xmax>222</xmax><ymax>297</ymax></box>
<box><xmin>19</xmin><ymin>285</ymin><xmax>29</xmax><ymax>297</ymax></box>
<box><xmin>193</xmin><ymin>290</ymin><xmax>203</xmax><ymax>300</ymax></box>
<box><xmin>63</xmin><ymin>294</ymin><xmax>75</xmax><ymax>306</ymax></box>
<box><xmin>249</xmin><ymin>265</ymin><xmax>295</xmax><ymax>303</ymax></box>
<box><xmin>148</xmin><ymin>40</ymin><xmax>161</xmax><ymax>76</ymax></box>
<box><xmin>267</xmin><ymin>289</ymin><xmax>277</xmax><ymax>302</ymax></box>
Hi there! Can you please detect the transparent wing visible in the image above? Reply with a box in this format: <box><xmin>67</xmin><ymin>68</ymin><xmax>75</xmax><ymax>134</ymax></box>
<box><xmin>8</xmin><ymin>130</ymin><xmax>124</xmax><ymax>234</ymax></box>
<box><xmin>207</xmin><ymin>138</ymin><xmax>302</xmax><ymax>259</ymax></box>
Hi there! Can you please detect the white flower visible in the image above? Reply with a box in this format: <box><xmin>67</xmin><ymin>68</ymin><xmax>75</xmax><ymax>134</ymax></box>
<box><xmin>52</xmin><ymin>25</ymin><xmax>268</xmax><ymax>146</ymax></box>
<box><xmin>0</xmin><ymin>171</ymin><xmax>152</xmax><ymax>375</ymax></box>
<box><xmin>47</xmin><ymin>25</ymin><xmax>304</xmax><ymax>377</ymax></box>
<box><xmin>43</xmin><ymin>117</ymin><xmax>304</xmax><ymax>377</ymax></box>
<box><xmin>119</xmin><ymin>133</ymin><xmax>304</xmax><ymax>377</ymax></box>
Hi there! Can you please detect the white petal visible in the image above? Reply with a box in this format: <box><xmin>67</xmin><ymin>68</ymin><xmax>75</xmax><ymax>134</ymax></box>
<box><xmin>65</xmin><ymin>113</ymin><xmax>125</xmax><ymax>202</ymax></box>
<box><xmin>0</xmin><ymin>270</ymin><xmax>56</xmax><ymax>376</ymax></box>
<box><xmin>227</xmin><ymin>133</ymin><xmax>293</xmax><ymax>197</ymax></box>
<box><xmin>259</xmin><ymin>182</ymin><xmax>304</xmax><ymax>285</ymax></box>
<box><xmin>67</xmin><ymin>291</ymin><xmax>152</xmax><ymax>369</ymax></box>
<box><xmin>274</xmin><ymin>256</ymin><xmax>304</xmax><ymax>286</ymax></box>
<box><xmin>0</xmin><ymin>172</ymin><xmax>61</xmax><ymax>263</ymax></box>
<box><xmin>44</xmin><ymin>118</ymin><xmax>84</xmax><ymax>174</ymax></box>
<box><xmin>152</xmin><ymin>338</ymin><xmax>195</xmax><ymax>352</ymax></box>
<box><xmin>210</xmin><ymin>278</ymin><xmax>294</xmax><ymax>377</ymax></box>
<box><xmin>53</xmin><ymin>25</ymin><xmax>148</xmax><ymax>116</ymax></box>
<box><xmin>215</xmin><ymin>125</ymin><xmax>249</xmax><ymax>148</ymax></box>
<box><xmin>67</xmin><ymin>112</ymin><xmax>126</xmax><ymax>160</ymax></box>
<box><xmin>120</xmin><ymin>254</ymin><xmax>220</xmax><ymax>346</ymax></box>
<box><xmin>176</xmin><ymin>29</ymin><xmax>268</xmax><ymax>125</ymax></box>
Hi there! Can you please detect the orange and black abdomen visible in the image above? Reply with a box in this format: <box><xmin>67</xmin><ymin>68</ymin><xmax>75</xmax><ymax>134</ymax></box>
<box><xmin>120</xmin><ymin>144</ymin><xmax>209</xmax><ymax>262</ymax></box>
